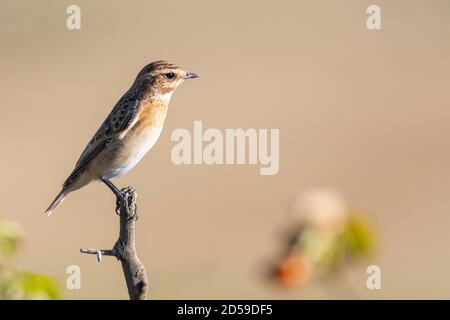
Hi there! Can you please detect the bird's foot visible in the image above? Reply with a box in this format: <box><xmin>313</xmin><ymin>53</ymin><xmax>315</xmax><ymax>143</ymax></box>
<box><xmin>115</xmin><ymin>187</ymin><xmax>138</xmax><ymax>222</ymax></box>
<box><xmin>115</xmin><ymin>196</ymin><xmax>121</xmax><ymax>216</ymax></box>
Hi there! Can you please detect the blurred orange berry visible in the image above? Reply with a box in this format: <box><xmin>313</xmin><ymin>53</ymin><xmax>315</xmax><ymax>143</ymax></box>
<box><xmin>276</xmin><ymin>254</ymin><xmax>312</xmax><ymax>288</ymax></box>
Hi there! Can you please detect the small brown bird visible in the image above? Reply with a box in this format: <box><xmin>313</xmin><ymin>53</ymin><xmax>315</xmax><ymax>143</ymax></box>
<box><xmin>45</xmin><ymin>60</ymin><xmax>198</xmax><ymax>215</ymax></box>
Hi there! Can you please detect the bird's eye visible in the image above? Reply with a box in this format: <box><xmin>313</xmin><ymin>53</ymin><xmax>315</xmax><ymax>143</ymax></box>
<box><xmin>164</xmin><ymin>72</ymin><xmax>175</xmax><ymax>80</ymax></box>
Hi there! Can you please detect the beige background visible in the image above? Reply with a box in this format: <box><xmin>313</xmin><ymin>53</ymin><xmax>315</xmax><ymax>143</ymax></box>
<box><xmin>1</xmin><ymin>0</ymin><xmax>450</xmax><ymax>299</ymax></box>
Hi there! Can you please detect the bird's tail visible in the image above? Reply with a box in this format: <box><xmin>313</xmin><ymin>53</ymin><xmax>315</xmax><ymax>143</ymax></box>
<box><xmin>45</xmin><ymin>190</ymin><xmax>66</xmax><ymax>216</ymax></box>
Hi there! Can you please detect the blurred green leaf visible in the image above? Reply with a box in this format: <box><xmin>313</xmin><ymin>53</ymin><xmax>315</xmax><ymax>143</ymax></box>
<box><xmin>0</xmin><ymin>218</ymin><xmax>61</xmax><ymax>299</ymax></box>
<box><xmin>292</xmin><ymin>213</ymin><xmax>376</xmax><ymax>278</ymax></box>
<box><xmin>15</xmin><ymin>272</ymin><xmax>61</xmax><ymax>300</ymax></box>
<box><xmin>0</xmin><ymin>219</ymin><xmax>24</xmax><ymax>257</ymax></box>
<box><xmin>0</xmin><ymin>266</ymin><xmax>60</xmax><ymax>299</ymax></box>
<box><xmin>343</xmin><ymin>215</ymin><xmax>374</xmax><ymax>256</ymax></box>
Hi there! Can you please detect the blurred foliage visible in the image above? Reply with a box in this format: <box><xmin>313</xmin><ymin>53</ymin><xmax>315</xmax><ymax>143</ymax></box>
<box><xmin>344</xmin><ymin>215</ymin><xmax>374</xmax><ymax>255</ymax></box>
<box><xmin>0</xmin><ymin>220</ymin><xmax>23</xmax><ymax>257</ymax></box>
<box><xmin>0</xmin><ymin>218</ymin><xmax>61</xmax><ymax>300</ymax></box>
<box><xmin>295</xmin><ymin>213</ymin><xmax>375</xmax><ymax>275</ymax></box>
<box><xmin>272</xmin><ymin>189</ymin><xmax>376</xmax><ymax>288</ymax></box>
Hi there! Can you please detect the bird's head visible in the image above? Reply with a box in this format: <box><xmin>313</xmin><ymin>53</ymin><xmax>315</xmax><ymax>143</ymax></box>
<box><xmin>134</xmin><ymin>60</ymin><xmax>198</xmax><ymax>102</ymax></box>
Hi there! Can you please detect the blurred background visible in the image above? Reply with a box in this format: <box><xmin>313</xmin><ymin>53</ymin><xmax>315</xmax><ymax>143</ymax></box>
<box><xmin>1</xmin><ymin>0</ymin><xmax>450</xmax><ymax>299</ymax></box>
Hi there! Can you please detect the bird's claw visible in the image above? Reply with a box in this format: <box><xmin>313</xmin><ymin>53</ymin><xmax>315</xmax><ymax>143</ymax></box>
<box><xmin>115</xmin><ymin>196</ymin><xmax>122</xmax><ymax>215</ymax></box>
<box><xmin>115</xmin><ymin>190</ymin><xmax>138</xmax><ymax>222</ymax></box>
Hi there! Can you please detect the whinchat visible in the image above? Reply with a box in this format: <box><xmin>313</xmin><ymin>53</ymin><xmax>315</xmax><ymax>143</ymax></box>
<box><xmin>45</xmin><ymin>60</ymin><xmax>198</xmax><ymax>215</ymax></box>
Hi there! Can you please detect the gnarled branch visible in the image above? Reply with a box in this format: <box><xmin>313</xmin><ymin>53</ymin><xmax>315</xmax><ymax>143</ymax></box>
<box><xmin>80</xmin><ymin>186</ymin><xmax>148</xmax><ymax>300</ymax></box>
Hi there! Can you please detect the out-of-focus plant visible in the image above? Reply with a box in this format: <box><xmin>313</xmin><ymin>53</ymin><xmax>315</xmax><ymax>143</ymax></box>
<box><xmin>271</xmin><ymin>189</ymin><xmax>376</xmax><ymax>288</ymax></box>
<box><xmin>0</xmin><ymin>218</ymin><xmax>60</xmax><ymax>299</ymax></box>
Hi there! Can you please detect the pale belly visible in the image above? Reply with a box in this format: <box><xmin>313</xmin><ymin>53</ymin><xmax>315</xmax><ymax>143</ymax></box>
<box><xmin>101</xmin><ymin>126</ymin><xmax>163</xmax><ymax>179</ymax></box>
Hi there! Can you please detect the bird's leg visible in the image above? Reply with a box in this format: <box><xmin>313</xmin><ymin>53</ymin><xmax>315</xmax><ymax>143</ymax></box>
<box><xmin>101</xmin><ymin>177</ymin><xmax>121</xmax><ymax>197</ymax></box>
<box><xmin>101</xmin><ymin>178</ymin><xmax>138</xmax><ymax>221</ymax></box>
<box><xmin>100</xmin><ymin>177</ymin><xmax>122</xmax><ymax>215</ymax></box>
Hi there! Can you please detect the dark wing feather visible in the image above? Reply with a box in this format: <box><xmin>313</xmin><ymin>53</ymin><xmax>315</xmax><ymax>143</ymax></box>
<box><xmin>63</xmin><ymin>96</ymin><xmax>140</xmax><ymax>188</ymax></box>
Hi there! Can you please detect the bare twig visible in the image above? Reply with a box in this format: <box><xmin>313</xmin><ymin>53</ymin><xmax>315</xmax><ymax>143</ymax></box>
<box><xmin>80</xmin><ymin>186</ymin><xmax>148</xmax><ymax>300</ymax></box>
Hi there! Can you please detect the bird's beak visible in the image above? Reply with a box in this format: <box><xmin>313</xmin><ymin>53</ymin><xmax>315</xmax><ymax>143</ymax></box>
<box><xmin>184</xmin><ymin>72</ymin><xmax>199</xmax><ymax>79</ymax></box>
